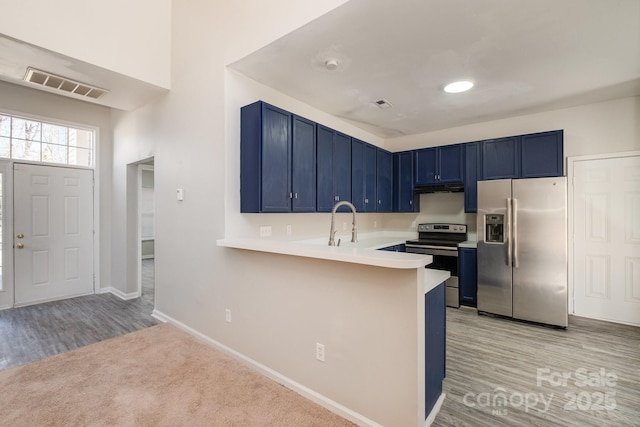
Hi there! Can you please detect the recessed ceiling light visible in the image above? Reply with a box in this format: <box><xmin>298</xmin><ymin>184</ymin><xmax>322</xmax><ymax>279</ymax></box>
<box><xmin>443</xmin><ymin>80</ymin><xmax>474</xmax><ymax>93</ymax></box>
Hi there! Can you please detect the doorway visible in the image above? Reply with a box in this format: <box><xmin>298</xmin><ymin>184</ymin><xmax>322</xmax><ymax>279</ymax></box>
<box><xmin>569</xmin><ymin>152</ymin><xmax>640</xmax><ymax>326</ymax></box>
<box><xmin>13</xmin><ymin>163</ymin><xmax>94</xmax><ymax>306</ymax></box>
<box><xmin>139</xmin><ymin>163</ymin><xmax>155</xmax><ymax>307</ymax></box>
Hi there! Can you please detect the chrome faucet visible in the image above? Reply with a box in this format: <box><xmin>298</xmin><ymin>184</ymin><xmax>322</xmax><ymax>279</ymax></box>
<box><xmin>328</xmin><ymin>201</ymin><xmax>357</xmax><ymax>246</ymax></box>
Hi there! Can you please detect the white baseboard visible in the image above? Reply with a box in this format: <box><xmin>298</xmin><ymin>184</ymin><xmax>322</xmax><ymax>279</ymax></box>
<box><xmin>151</xmin><ymin>309</ymin><xmax>383</xmax><ymax>427</ymax></box>
<box><xmin>98</xmin><ymin>287</ymin><xmax>139</xmax><ymax>300</ymax></box>
<box><xmin>425</xmin><ymin>393</ymin><xmax>446</xmax><ymax>426</ymax></box>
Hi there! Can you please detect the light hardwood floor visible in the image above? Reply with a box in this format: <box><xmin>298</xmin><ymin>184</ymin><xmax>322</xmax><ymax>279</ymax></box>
<box><xmin>0</xmin><ymin>260</ymin><xmax>158</xmax><ymax>370</ymax></box>
<box><xmin>435</xmin><ymin>307</ymin><xmax>640</xmax><ymax>426</ymax></box>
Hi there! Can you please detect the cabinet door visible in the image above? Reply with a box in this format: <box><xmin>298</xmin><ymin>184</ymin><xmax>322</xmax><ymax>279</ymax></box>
<box><xmin>377</xmin><ymin>149</ymin><xmax>393</xmax><ymax>212</ymax></box>
<box><xmin>394</xmin><ymin>151</ymin><xmax>415</xmax><ymax>212</ymax></box>
<box><xmin>334</xmin><ymin>132</ymin><xmax>352</xmax><ymax>208</ymax></box>
<box><xmin>425</xmin><ymin>282</ymin><xmax>446</xmax><ymax>417</ymax></box>
<box><xmin>316</xmin><ymin>125</ymin><xmax>335</xmax><ymax>212</ymax></box>
<box><xmin>481</xmin><ymin>136</ymin><xmax>519</xmax><ymax>180</ymax></box>
<box><xmin>364</xmin><ymin>144</ymin><xmax>377</xmax><ymax>212</ymax></box>
<box><xmin>291</xmin><ymin>116</ymin><xmax>316</xmax><ymax>212</ymax></box>
<box><xmin>415</xmin><ymin>147</ymin><xmax>438</xmax><ymax>185</ymax></box>
<box><xmin>261</xmin><ymin>105</ymin><xmax>292</xmax><ymax>212</ymax></box>
<box><xmin>438</xmin><ymin>144</ymin><xmax>463</xmax><ymax>183</ymax></box>
<box><xmin>520</xmin><ymin>130</ymin><xmax>564</xmax><ymax>178</ymax></box>
<box><xmin>464</xmin><ymin>142</ymin><xmax>479</xmax><ymax>213</ymax></box>
<box><xmin>459</xmin><ymin>248</ymin><xmax>477</xmax><ymax>307</ymax></box>
<box><xmin>351</xmin><ymin>139</ymin><xmax>366</xmax><ymax>211</ymax></box>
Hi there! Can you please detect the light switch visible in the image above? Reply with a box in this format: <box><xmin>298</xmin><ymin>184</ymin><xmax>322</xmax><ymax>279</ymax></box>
<box><xmin>176</xmin><ymin>188</ymin><xmax>184</xmax><ymax>201</ymax></box>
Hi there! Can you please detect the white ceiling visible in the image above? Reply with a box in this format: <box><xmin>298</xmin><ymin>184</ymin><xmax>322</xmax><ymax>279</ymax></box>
<box><xmin>230</xmin><ymin>0</ymin><xmax>640</xmax><ymax>138</ymax></box>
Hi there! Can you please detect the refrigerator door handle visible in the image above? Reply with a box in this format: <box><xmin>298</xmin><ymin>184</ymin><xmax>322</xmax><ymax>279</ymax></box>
<box><xmin>512</xmin><ymin>198</ymin><xmax>519</xmax><ymax>268</ymax></box>
<box><xmin>506</xmin><ymin>197</ymin><xmax>512</xmax><ymax>266</ymax></box>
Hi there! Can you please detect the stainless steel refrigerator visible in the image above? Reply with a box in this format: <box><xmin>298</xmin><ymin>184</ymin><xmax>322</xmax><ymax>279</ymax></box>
<box><xmin>477</xmin><ymin>177</ymin><xmax>568</xmax><ymax>327</ymax></box>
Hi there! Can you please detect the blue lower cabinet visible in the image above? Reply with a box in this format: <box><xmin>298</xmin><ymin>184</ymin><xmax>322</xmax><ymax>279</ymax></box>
<box><xmin>425</xmin><ymin>282</ymin><xmax>446</xmax><ymax>418</ymax></box>
<box><xmin>378</xmin><ymin>244</ymin><xmax>406</xmax><ymax>252</ymax></box>
<box><xmin>459</xmin><ymin>248</ymin><xmax>477</xmax><ymax>307</ymax></box>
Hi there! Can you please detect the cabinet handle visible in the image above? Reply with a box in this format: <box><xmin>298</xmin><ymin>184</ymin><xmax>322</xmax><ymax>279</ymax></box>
<box><xmin>364</xmin><ymin>198</ymin><xmax>368</xmax><ymax>204</ymax></box>
<box><xmin>289</xmin><ymin>192</ymin><xmax>293</xmax><ymax>199</ymax></box>
<box><xmin>335</xmin><ymin>196</ymin><xmax>340</xmax><ymax>201</ymax></box>
<box><xmin>294</xmin><ymin>193</ymin><xmax>298</xmax><ymax>199</ymax></box>
<box><xmin>409</xmin><ymin>200</ymin><xmax>412</xmax><ymax>205</ymax></box>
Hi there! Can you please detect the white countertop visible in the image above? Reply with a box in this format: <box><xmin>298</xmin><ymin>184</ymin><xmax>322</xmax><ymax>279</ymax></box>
<box><xmin>458</xmin><ymin>240</ymin><xmax>477</xmax><ymax>249</ymax></box>
<box><xmin>424</xmin><ymin>269</ymin><xmax>451</xmax><ymax>294</ymax></box>
<box><xmin>217</xmin><ymin>232</ymin><xmax>432</xmax><ymax>269</ymax></box>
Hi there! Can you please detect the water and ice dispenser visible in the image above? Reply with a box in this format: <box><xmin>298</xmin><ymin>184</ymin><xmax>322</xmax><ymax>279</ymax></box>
<box><xmin>485</xmin><ymin>214</ymin><xmax>505</xmax><ymax>243</ymax></box>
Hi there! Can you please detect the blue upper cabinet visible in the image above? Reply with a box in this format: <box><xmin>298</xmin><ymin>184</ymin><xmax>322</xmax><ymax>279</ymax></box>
<box><xmin>415</xmin><ymin>147</ymin><xmax>438</xmax><ymax>184</ymax></box>
<box><xmin>415</xmin><ymin>145</ymin><xmax>463</xmax><ymax>185</ymax></box>
<box><xmin>317</xmin><ymin>125</ymin><xmax>352</xmax><ymax>212</ymax></box>
<box><xmin>480</xmin><ymin>131</ymin><xmax>563</xmax><ymax>181</ymax></box>
<box><xmin>464</xmin><ymin>142</ymin><xmax>479</xmax><ymax>213</ymax></box>
<box><xmin>364</xmin><ymin>144</ymin><xmax>377</xmax><ymax>212</ymax></box>
<box><xmin>519</xmin><ymin>130</ymin><xmax>564</xmax><ymax>178</ymax></box>
<box><xmin>480</xmin><ymin>136</ymin><xmax>519</xmax><ymax>180</ymax></box>
<box><xmin>291</xmin><ymin>115</ymin><xmax>317</xmax><ymax>212</ymax></box>
<box><xmin>376</xmin><ymin>148</ymin><xmax>393</xmax><ymax>212</ymax></box>
<box><xmin>394</xmin><ymin>151</ymin><xmax>417</xmax><ymax>212</ymax></box>
<box><xmin>241</xmin><ymin>101</ymin><xmax>292</xmax><ymax>213</ymax></box>
<box><xmin>352</xmin><ymin>139</ymin><xmax>377</xmax><ymax>212</ymax></box>
<box><xmin>438</xmin><ymin>144</ymin><xmax>464</xmax><ymax>183</ymax></box>
<box><xmin>351</xmin><ymin>139</ymin><xmax>365</xmax><ymax>211</ymax></box>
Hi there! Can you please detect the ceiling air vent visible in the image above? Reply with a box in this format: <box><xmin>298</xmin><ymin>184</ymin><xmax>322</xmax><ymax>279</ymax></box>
<box><xmin>374</xmin><ymin>98</ymin><xmax>393</xmax><ymax>109</ymax></box>
<box><xmin>23</xmin><ymin>67</ymin><xmax>108</xmax><ymax>99</ymax></box>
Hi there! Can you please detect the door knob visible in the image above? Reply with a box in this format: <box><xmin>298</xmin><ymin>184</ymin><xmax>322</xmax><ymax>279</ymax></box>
<box><xmin>17</xmin><ymin>243</ymin><xmax>24</xmax><ymax>249</ymax></box>
<box><xmin>17</xmin><ymin>233</ymin><xmax>24</xmax><ymax>239</ymax></box>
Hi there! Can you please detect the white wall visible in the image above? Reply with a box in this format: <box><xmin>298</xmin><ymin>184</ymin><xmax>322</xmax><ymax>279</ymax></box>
<box><xmin>0</xmin><ymin>80</ymin><xmax>113</xmax><ymax>300</ymax></box>
<box><xmin>0</xmin><ymin>0</ymin><xmax>171</xmax><ymax>88</ymax></box>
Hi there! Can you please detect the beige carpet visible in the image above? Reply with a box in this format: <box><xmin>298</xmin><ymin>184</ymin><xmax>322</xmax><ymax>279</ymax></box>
<box><xmin>0</xmin><ymin>324</ymin><xmax>356</xmax><ymax>426</ymax></box>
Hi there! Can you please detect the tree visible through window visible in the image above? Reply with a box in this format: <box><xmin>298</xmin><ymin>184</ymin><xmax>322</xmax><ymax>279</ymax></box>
<box><xmin>0</xmin><ymin>114</ymin><xmax>94</xmax><ymax>167</ymax></box>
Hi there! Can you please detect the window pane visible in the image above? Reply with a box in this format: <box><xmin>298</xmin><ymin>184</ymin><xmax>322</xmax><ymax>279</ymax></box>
<box><xmin>42</xmin><ymin>143</ymin><xmax>67</xmax><ymax>164</ymax></box>
<box><xmin>0</xmin><ymin>137</ymin><xmax>10</xmax><ymax>158</ymax></box>
<box><xmin>69</xmin><ymin>146</ymin><xmax>92</xmax><ymax>167</ymax></box>
<box><xmin>12</xmin><ymin>118</ymin><xmax>41</xmax><ymax>141</ymax></box>
<box><xmin>0</xmin><ymin>116</ymin><xmax>10</xmax><ymax>137</ymax></box>
<box><xmin>42</xmin><ymin>123</ymin><xmax>68</xmax><ymax>145</ymax></box>
<box><xmin>12</xmin><ymin>139</ymin><xmax>41</xmax><ymax>161</ymax></box>
<box><xmin>69</xmin><ymin>129</ymin><xmax>93</xmax><ymax>150</ymax></box>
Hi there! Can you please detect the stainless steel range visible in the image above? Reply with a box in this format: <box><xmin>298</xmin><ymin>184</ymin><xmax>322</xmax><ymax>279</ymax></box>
<box><xmin>406</xmin><ymin>223</ymin><xmax>468</xmax><ymax>308</ymax></box>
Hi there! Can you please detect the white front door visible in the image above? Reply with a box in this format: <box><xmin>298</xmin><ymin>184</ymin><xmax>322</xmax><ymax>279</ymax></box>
<box><xmin>14</xmin><ymin>163</ymin><xmax>94</xmax><ymax>306</ymax></box>
<box><xmin>572</xmin><ymin>154</ymin><xmax>640</xmax><ymax>325</ymax></box>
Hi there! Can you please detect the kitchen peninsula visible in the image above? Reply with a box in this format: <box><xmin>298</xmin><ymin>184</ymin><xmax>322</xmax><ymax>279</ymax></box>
<box><xmin>217</xmin><ymin>232</ymin><xmax>449</xmax><ymax>427</ymax></box>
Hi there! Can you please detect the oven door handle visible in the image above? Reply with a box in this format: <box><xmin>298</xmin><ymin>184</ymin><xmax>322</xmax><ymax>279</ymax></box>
<box><xmin>405</xmin><ymin>245</ymin><xmax>459</xmax><ymax>257</ymax></box>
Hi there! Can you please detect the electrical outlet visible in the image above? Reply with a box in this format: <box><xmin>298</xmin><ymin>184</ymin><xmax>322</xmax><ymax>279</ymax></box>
<box><xmin>286</xmin><ymin>225</ymin><xmax>292</xmax><ymax>236</ymax></box>
<box><xmin>259</xmin><ymin>226</ymin><xmax>272</xmax><ymax>237</ymax></box>
<box><xmin>316</xmin><ymin>343</ymin><xmax>325</xmax><ymax>362</ymax></box>
<box><xmin>225</xmin><ymin>309</ymin><xmax>231</xmax><ymax>323</ymax></box>
<box><xmin>342</xmin><ymin>222</ymin><xmax>347</xmax><ymax>231</ymax></box>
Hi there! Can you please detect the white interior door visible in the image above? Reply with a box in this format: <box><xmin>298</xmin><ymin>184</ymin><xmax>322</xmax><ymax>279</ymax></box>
<box><xmin>14</xmin><ymin>163</ymin><xmax>94</xmax><ymax>306</ymax></box>
<box><xmin>572</xmin><ymin>154</ymin><xmax>640</xmax><ymax>325</ymax></box>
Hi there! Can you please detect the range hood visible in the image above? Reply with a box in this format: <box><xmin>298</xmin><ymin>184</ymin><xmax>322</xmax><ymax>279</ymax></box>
<box><xmin>414</xmin><ymin>182</ymin><xmax>465</xmax><ymax>193</ymax></box>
